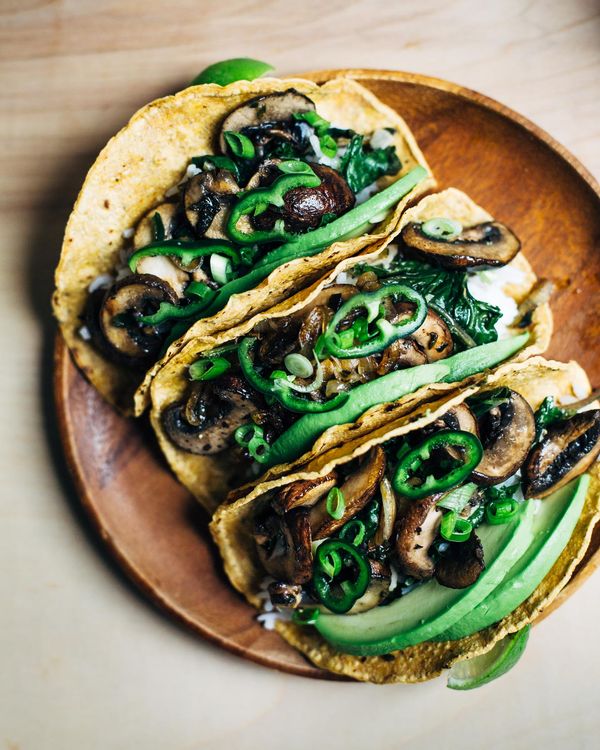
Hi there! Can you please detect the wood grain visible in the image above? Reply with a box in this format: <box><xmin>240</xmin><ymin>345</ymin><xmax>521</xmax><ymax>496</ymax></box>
<box><xmin>55</xmin><ymin>70</ymin><xmax>600</xmax><ymax>679</ymax></box>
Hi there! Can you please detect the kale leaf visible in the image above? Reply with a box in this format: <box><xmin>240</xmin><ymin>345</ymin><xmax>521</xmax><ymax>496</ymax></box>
<box><xmin>468</xmin><ymin>387</ymin><xmax>512</xmax><ymax>418</ymax></box>
<box><xmin>353</xmin><ymin>257</ymin><xmax>502</xmax><ymax>346</ymax></box>
<box><xmin>534</xmin><ymin>397</ymin><xmax>571</xmax><ymax>441</ymax></box>
<box><xmin>341</xmin><ymin>134</ymin><xmax>401</xmax><ymax>193</ymax></box>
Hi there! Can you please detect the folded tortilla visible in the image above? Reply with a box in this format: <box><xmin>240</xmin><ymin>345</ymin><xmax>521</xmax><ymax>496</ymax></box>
<box><xmin>150</xmin><ymin>188</ymin><xmax>551</xmax><ymax>512</ymax></box>
<box><xmin>210</xmin><ymin>357</ymin><xmax>599</xmax><ymax>683</ymax></box>
<box><xmin>53</xmin><ymin>76</ymin><xmax>434</xmax><ymax>414</ymax></box>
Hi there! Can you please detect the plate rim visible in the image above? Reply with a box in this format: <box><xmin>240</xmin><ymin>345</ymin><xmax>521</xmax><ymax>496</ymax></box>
<box><xmin>54</xmin><ymin>68</ymin><xmax>600</xmax><ymax>679</ymax></box>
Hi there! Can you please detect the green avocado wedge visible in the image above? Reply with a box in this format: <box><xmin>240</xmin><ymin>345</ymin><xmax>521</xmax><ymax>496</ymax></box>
<box><xmin>437</xmin><ymin>474</ymin><xmax>589</xmax><ymax>641</ymax></box>
<box><xmin>314</xmin><ymin>499</ymin><xmax>536</xmax><ymax>656</ymax></box>
<box><xmin>190</xmin><ymin>58</ymin><xmax>274</xmax><ymax>87</ymax></box>
<box><xmin>265</xmin><ymin>333</ymin><xmax>529</xmax><ymax>467</ymax></box>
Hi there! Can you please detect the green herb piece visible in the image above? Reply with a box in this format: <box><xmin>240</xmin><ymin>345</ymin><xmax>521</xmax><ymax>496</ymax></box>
<box><xmin>151</xmin><ymin>212</ymin><xmax>165</xmax><ymax>241</ymax></box>
<box><xmin>468</xmin><ymin>387</ymin><xmax>512</xmax><ymax>418</ymax></box>
<box><xmin>190</xmin><ymin>58</ymin><xmax>273</xmax><ymax>87</ymax></box>
<box><xmin>223</xmin><ymin>131</ymin><xmax>256</xmax><ymax>159</ymax></box>
<box><xmin>277</xmin><ymin>160</ymin><xmax>315</xmax><ymax>175</ymax></box>
<box><xmin>189</xmin><ymin>356</ymin><xmax>231</xmax><ymax>381</ymax></box>
<box><xmin>340</xmin><ymin>134</ymin><xmax>401</xmax><ymax>193</ymax></box>
<box><xmin>534</xmin><ymin>396</ymin><xmax>571</xmax><ymax>441</ymax></box>
<box><xmin>292</xmin><ymin>111</ymin><xmax>331</xmax><ymax>135</ymax></box>
<box><xmin>191</xmin><ymin>154</ymin><xmax>240</xmax><ymax>181</ymax></box>
<box><xmin>319</xmin><ymin>133</ymin><xmax>338</xmax><ymax>158</ymax></box>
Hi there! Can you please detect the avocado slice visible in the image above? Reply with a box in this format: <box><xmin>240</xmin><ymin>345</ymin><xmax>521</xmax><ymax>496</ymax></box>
<box><xmin>437</xmin><ymin>474</ymin><xmax>589</xmax><ymax>641</ymax></box>
<box><xmin>314</xmin><ymin>499</ymin><xmax>536</xmax><ymax>656</ymax></box>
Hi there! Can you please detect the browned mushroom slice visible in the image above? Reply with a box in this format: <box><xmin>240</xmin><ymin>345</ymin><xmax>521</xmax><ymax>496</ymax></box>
<box><xmin>523</xmin><ymin>410</ymin><xmax>600</xmax><ymax>499</ymax></box>
<box><xmin>347</xmin><ymin>560</ymin><xmax>391</xmax><ymax>614</ymax></box>
<box><xmin>377</xmin><ymin>338</ymin><xmax>428</xmax><ymax>375</ymax></box>
<box><xmin>274</xmin><ymin>472</ymin><xmax>338</xmax><ymax>513</ymax></box>
<box><xmin>184</xmin><ymin>169</ymin><xmax>239</xmax><ymax>239</ymax></box>
<box><xmin>401</xmin><ymin>221</ymin><xmax>520</xmax><ymax>269</ymax></box>
<box><xmin>161</xmin><ymin>375</ymin><xmax>258</xmax><ymax>454</ymax></box>
<box><xmin>310</xmin><ymin>447</ymin><xmax>386</xmax><ymax>539</ymax></box>
<box><xmin>394</xmin><ymin>494</ymin><xmax>442</xmax><ymax>579</ymax></box>
<box><xmin>372</xmin><ymin>476</ymin><xmax>397</xmax><ymax>546</ymax></box>
<box><xmin>133</xmin><ymin>202</ymin><xmax>179</xmax><ymax>249</ymax></box>
<box><xmin>219</xmin><ymin>90</ymin><xmax>316</xmax><ymax>153</ymax></box>
<box><xmin>472</xmin><ymin>389</ymin><xmax>536</xmax><ymax>485</ymax></box>
<box><xmin>98</xmin><ymin>274</ymin><xmax>178</xmax><ymax>364</ymax></box>
<box><xmin>254</xmin><ymin>508</ymin><xmax>313</xmax><ymax>584</ymax></box>
<box><xmin>251</xmin><ymin>164</ymin><xmax>355</xmax><ymax>233</ymax></box>
<box><xmin>388</xmin><ymin>302</ymin><xmax>454</xmax><ymax>363</ymax></box>
<box><xmin>435</xmin><ymin>533</ymin><xmax>485</xmax><ymax>588</ymax></box>
<box><xmin>267</xmin><ymin>581</ymin><xmax>304</xmax><ymax>609</ymax></box>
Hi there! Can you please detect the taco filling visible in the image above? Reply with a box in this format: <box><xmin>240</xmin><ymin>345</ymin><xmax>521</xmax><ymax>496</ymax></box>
<box><xmin>159</xmin><ymin>211</ymin><xmax>543</xmax><ymax>476</ymax></box>
<box><xmin>80</xmin><ymin>89</ymin><xmax>426</xmax><ymax>372</ymax></box>
<box><xmin>248</xmin><ymin>389</ymin><xmax>599</xmax><ymax>653</ymax></box>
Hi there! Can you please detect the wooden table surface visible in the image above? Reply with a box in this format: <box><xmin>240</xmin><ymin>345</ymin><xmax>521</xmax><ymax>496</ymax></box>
<box><xmin>1</xmin><ymin>2</ymin><xmax>599</xmax><ymax>748</ymax></box>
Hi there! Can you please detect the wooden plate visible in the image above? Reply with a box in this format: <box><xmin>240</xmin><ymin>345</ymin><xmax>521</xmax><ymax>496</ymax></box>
<box><xmin>55</xmin><ymin>70</ymin><xmax>600</xmax><ymax>680</ymax></box>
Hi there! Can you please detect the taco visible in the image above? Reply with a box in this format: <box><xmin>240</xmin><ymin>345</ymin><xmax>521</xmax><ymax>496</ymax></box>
<box><xmin>210</xmin><ymin>357</ymin><xmax>600</xmax><ymax>683</ymax></box>
<box><xmin>150</xmin><ymin>189</ymin><xmax>551</xmax><ymax>512</ymax></box>
<box><xmin>53</xmin><ymin>76</ymin><xmax>434</xmax><ymax>414</ymax></box>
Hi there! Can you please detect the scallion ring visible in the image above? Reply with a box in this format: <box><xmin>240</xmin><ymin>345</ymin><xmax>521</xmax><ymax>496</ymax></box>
<box><xmin>326</xmin><ymin>487</ymin><xmax>345</xmax><ymax>520</ymax></box>
<box><xmin>338</xmin><ymin>519</ymin><xmax>366</xmax><ymax>547</ymax></box>
<box><xmin>284</xmin><ymin>353</ymin><xmax>314</xmax><ymax>379</ymax></box>
<box><xmin>278</xmin><ymin>160</ymin><xmax>316</xmax><ymax>176</ymax></box>
<box><xmin>440</xmin><ymin>511</ymin><xmax>473</xmax><ymax>543</ymax></box>
<box><xmin>421</xmin><ymin>217</ymin><xmax>462</xmax><ymax>242</ymax></box>
<box><xmin>210</xmin><ymin>254</ymin><xmax>234</xmax><ymax>285</ymax></box>
<box><xmin>233</xmin><ymin>423</ymin><xmax>270</xmax><ymax>463</ymax></box>
<box><xmin>292</xmin><ymin>607</ymin><xmax>320</xmax><ymax>626</ymax></box>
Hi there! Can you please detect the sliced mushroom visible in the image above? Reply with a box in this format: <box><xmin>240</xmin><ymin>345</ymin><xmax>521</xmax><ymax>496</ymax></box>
<box><xmin>435</xmin><ymin>533</ymin><xmax>485</xmax><ymax>588</ymax></box>
<box><xmin>310</xmin><ymin>447</ymin><xmax>386</xmax><ymax>539</ymax></box>
<box><xmin>184</xmin><ymin>168</ymin><xmax>239</xmax><ymax>239</ymax></box>
<box><xmin>251</xmin><ymin>164</ymin><xmax>355</xmax><ymax>233</ymax></box>
<box><xmin>267</xmin><ymin>581</ymin><xmax>304</xmax><ymax>609</ymax></box>
<box><xmin>377</xmin><ymin>338</ymin><xmax>428</xmax><ymax>375</ymax></box>
<box><xmin>516</xmin><ymin>279</ymin><xmax>554</xmax><ymax>325</ymax></box>
<box><xmin>161</xmin><ymin>375</ymin><xmax>258</xmax><ymax>454</ymax></box>
<box><xmin>401</xmin><ymin>221</ymin><xmax>520</xmax><ymax>269</ymax></box>
<box><xmin>414</xmin><ymin>405</ymin><xmax>479</xmax><ymax>453</ymax></box>
<box><xmin>254</xmin><ymin>508</ymin><xmax>313</xmax><ymax>584</ymax></box>
<box><xmin>135</xmin><ymin>255</ymin><xmax>189</xmax><ymax>297</ymax></box>
<box><xmin>523</xmin><ymin>409</ymin><xmax>600</xmax><ymax>499</ymax></box>
<box><xmin>133</xmin><ymin>202</ymin><xmax>179</xmax><ymax>249</ymax></box>
<box><xmin>274</xmin><ymin>472</ymin><xmax>338</xmax><ymax>513</ymax></box>
<box><xmin>347</xmin><ymin>560</ymin><xmax>391</xmax><ymax>614</ymax></box>
<box><xmin>390</xmin><ymin>302</ymin><xmax>454</xmax><ymax>363</ymax></box>
<box><xmin>219</xmin><ymin>90</ymin><xmax>316</xmax><ymax>153</ymax></box>
<box><xmin>472</xmin><ymin>389</ymin><xmax>536</xmax><ymax>485</ymax></box>
<box><xmin>372</xmin><ymin>476</ymin><xmax>397</xmax><ymax>546</ymax></box>
<box><xmin>394</xmin><ymin>494</ymin><xmax>442</xmax><ymax>579</ymax></box>
<box><xmin>98</xmin><ymin>274</ymin><xmax>178</xmax><ymax>364</ymax></box>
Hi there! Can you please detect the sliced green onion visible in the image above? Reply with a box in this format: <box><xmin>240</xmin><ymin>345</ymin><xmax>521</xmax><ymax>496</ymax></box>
<box><xmin>440</xmin><ymin>511</ymin><xmax>473</xmax><ymax>542</ymax></box>
<box><xmin>319</xmin><ymin>133</ymin><xmax>337</xmax><ymax>158</ymax></box>
<box><xmin>223</xmin><ymin>131</ymin><xmax>256</xmax><ymax>159</ymax></box>
<box><xmin>190</xmin><ymin>58</ymin><xmax>274</xmax><ymax>87</ymax></box>
<box><xmin>437</xmin><ymin>482</ymin><xmax>478</xmax><ymax>513</ymax></box>
<box><xmin>189</xmin><ymin>356</ymin><xmax>230</xmax><ymax>381</ymax></box>
<box><xmin>234</xmin><ymin>423</ymin><xmax>270</xmax><ymax>463</ymax></box>
<box><xmin>320</xmin><ymin>549</ymin><xmax>342</xmax><ymax>578</ymax></box>
<box><xmin>284</xmin><ymin>353</ymin><xmax>314</xmax><ymax>378</ymax></box>
<box><xmin>292</xmin><ymin>111</ymin><xmax>331</xmax><ymax>135</ymax></box>
<box><xmin>326</xmin><ymin>487</ymin><xmax>345</xmax><ymax>520</ymax></box>
<box><xmin>292</xmin><ymin>607</ymin><xmax>320</xmax><ymax>626</ymax></box>
<box><xmin>270</xmin><ymin>369</ymin><xmax>291</xmax><ymax>382</ymax></box>
<box><xmin>338</xmin><ymin>519</ymin><xmax>366</xmax><ymax>547</ymax></box>
<box><xmin>421</xmin><ymin>217</ymin><xmax>462</xmax><ymax>242</ymax></box>
<box><xmin>185</xmin><ymin>281</ymin><xmax>213</xmax><ymax>299</ymax></box>
<box><xmin>210</xmin><ymin>253</ymin><xmax>233</xmax><ymax>285</ymax></box>
<box><xmin>335</xmin><ymin>329</ymin><xmax>355</xmax><ymax>350</ymax></box>
<box><xmin>278</xmin><ymin>160</ymin><xmax>316</xmax><ymax>175</ymax></box>
<box><xmin>486</xmin><ymin>498</ymin><xmax>521</xmax><ymax>525</ymax></box>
